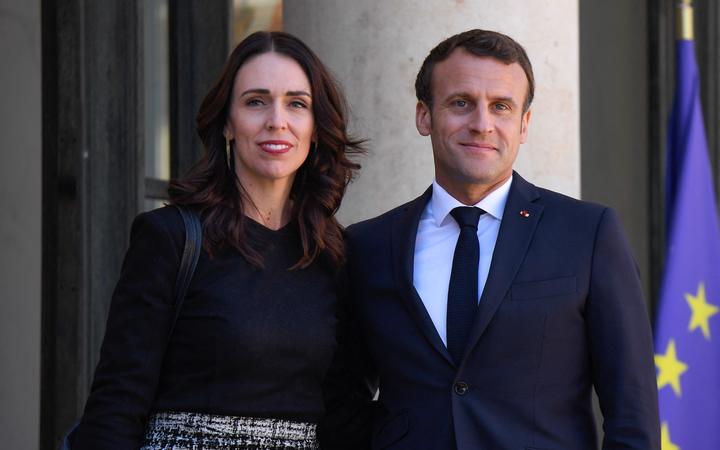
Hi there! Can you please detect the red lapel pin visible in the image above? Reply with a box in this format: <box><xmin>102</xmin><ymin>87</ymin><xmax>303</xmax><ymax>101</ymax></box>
<box><xmin>519</xmin><ymin>210</ymin><xmax>530</xmax><ymax>218</ymax></box>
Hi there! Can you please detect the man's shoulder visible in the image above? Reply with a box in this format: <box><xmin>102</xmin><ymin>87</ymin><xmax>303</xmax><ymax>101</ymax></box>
<box><xmin>536</xmin><ymin>186</ymin><xmax>606</xmax><ymax>212</ymax></box>
<box><xmin>347</xmin><ymin>188</ymin><xmax>432</xmax><ymax>235</ymax></box>
<box><xmin>511</xmin><ymin>173</ymin><xmax>608</xmax><ymax>217</ymax></box>
<box><xmin>347</xmin><ymin>199</ymin><xmax>414</xmax><ymax>235</ymax></box>
<box><xmin>529</xmin><ymin>184</ymin><xmax>621</xmax><ymax>234</ymax></box>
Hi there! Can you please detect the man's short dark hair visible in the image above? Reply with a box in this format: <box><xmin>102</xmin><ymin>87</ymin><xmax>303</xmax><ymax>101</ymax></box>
<box><xmin>415</xmin><ymin>29</ymin><xmax>535</xmax><ymax>112</ymax></box>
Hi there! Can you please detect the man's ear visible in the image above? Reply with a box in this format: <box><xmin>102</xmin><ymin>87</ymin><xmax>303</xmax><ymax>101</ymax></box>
<box><xmin>416</xmin><ymin>101</ymin><xmax>432</xmax><ymax>136</ymax></box>
<box><xmin>519</xmin><ymin>108</ymin><xmax>532</xmax><ymax>144</ymax></box>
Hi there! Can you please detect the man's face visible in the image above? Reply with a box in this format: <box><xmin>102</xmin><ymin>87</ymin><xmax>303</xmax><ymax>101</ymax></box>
<box><xmin>416</xmin><ymin>49</ymin><xmax>531</xmax><ymax>203</ymax></box>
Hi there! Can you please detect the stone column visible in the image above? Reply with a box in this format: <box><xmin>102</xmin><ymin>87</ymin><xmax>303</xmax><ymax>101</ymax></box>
<box><xmin>285</xmin><ymin>0</ymin><xmax>579</xmax><ymax>224</ymax></box>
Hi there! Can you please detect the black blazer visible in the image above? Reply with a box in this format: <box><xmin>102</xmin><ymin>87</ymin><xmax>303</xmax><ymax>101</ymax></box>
<box><xmin>346</xmin><ymin>173</ymin><xmax>660</xmax><ymax>450</ymax></box>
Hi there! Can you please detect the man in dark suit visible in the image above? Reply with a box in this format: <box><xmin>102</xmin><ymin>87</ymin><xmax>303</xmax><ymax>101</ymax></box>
<box><xmin>345</xmin><ymin>29</ymin><xmax>660</xmax><ymax>449</ymax></box>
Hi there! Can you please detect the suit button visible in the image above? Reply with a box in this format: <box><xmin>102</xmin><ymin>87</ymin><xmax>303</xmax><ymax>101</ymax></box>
<box><xmin>453</xmin><ymin>381</ymin><xmax>469</xmax><ymax>395</ymax></box>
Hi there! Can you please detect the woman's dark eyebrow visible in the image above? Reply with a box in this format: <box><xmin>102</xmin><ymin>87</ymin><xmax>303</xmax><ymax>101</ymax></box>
<box><xmin>240</xmin><ymin>88</ymin><xmax>311</xmax><ymax>97</ymax></box>
<box><xmin>287</xmin><ymin>90</ymin><xmax>311</xmax><ymax>98</ymax></box>
<box><xmin>240</xmin><ymin>88</ymin><xmax>270</xmax><ymax>96</ymax></box>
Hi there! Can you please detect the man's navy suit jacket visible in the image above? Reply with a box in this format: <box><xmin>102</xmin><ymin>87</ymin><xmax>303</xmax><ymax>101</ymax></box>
<box><xmin>345</xmin><ymin>173</ymin><xmax>660</xmax><ymax>450</ymax></box>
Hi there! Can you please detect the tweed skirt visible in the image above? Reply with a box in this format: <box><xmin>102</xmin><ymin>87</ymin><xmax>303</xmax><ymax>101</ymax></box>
<box><xmin>140</xmin><ymin>411</ymin><xmax>319</xmax><ymax>450</ymax></box>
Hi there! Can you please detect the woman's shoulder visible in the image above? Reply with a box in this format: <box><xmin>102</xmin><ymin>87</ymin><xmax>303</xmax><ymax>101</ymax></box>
<box><xmin>129</xmin><ymin>205</ymin><xmax>187</xmax><ymax>249</ymax></box>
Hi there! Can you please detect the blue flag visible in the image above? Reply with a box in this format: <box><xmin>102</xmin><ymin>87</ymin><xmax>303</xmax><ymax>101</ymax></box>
<box><xmin>654</xmin><ymin>37</ymin><xmax>720</xmax><ymax>449</ymax></box>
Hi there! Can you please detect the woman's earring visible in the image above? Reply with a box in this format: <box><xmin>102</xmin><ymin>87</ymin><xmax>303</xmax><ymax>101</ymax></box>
<box><xmin>225</xmin><ymin>139</ymin><xmax>232</xmax><ymax>170</ymax></box>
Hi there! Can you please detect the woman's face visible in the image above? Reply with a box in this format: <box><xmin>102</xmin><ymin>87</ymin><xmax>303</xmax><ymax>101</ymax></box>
<box><xmin>225</xmin><ymin>52</ymin><xmax>314</xmax><ymax>190</ymax></box>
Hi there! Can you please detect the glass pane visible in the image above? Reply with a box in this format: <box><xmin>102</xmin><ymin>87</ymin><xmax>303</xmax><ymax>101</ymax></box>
<box><xmin>143</xmin><ymin>0</ymin><xmax>170</xmax><ymax>181</ymax></box>
<box><xmin>232</xmin><ymin>0</ymin><xmax>283</xmax><ymax>46</ymax></box>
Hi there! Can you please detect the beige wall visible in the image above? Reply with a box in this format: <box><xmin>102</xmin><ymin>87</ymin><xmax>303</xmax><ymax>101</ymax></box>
<box><xmin>285</xmin><ymin>0</ymin><xmax>580</xmax><ymax>224</ymax></box>
<box><xmin>0</xmin><ymin>0</ymin><xmax>42</xmax><ymax>448</ymax></box>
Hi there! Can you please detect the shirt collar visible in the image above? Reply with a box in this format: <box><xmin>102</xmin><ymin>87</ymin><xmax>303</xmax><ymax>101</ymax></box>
<box><xmin>430</xmin><ymin>175</ymin><xmax>513</xmax><ymax>226</ymax></box>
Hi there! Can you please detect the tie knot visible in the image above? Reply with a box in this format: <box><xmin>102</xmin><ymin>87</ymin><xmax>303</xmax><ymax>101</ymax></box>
<box><xmin>450</xmin><ymin>206</ymin><xmax>484</xmax><ymax>229</ymax></box>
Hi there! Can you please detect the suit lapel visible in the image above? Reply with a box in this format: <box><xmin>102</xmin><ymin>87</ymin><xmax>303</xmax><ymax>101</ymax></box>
<box><xmin>392</xmin><ymin>186</ymin><xmax>456</xmax><ymax>367</ymax></box>
<box><xmin>462</xmin><ymin>173</ymin><xmax>544</xmax><ymax>362</ymax></box>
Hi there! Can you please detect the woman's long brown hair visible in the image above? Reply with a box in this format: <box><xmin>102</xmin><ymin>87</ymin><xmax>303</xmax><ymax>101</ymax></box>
<box><xmin>169</xmin><ymin>31</ymin><xmax>364</xmax><ymax>269</ymax></box>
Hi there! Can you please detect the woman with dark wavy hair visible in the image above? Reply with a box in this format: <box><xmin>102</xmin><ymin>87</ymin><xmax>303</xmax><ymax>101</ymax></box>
<box><xmin>73</xmin><ymin>31</ymin><xmax>371</xmax><ymax>449</ymax></box>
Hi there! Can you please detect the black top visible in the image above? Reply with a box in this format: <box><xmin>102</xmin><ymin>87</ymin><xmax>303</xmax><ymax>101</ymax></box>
<box><xmin>74</xmin><ymin>206</ymin><xmax>349</xmax><ymax>448</ymax></box>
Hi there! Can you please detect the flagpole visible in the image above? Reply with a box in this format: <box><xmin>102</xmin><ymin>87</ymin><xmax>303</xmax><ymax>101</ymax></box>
<box><xmin>677</xmin><ymin>0</ymin><xmax>694</xmax><ymax>41</ymax></box>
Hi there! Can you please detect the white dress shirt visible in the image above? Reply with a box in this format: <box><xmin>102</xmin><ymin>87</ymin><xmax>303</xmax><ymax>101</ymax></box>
<box><xmin>413</xmin><ymin>176</ymin><xmax>513</xmax><ymax>345</ymax></box>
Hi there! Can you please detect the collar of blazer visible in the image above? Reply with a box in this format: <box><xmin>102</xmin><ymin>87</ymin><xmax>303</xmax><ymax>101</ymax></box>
<box><xmin>391</xmin><ymin>171</ymin><xmax>544</xmax><ymax>367</ymax></box>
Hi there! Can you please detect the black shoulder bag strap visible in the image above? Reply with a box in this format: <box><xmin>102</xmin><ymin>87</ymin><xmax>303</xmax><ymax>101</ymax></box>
<box><xmin>169</xmin><ymin>205</ymin><xmax>202</xmax><ymax>337</ymax></box>
<box><xmin>60</xmin><ymin>206</ymin><xmax>202</xmax><ymax>450</ymax></box>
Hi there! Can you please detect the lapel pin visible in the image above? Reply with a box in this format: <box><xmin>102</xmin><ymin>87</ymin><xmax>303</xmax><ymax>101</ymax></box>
<box><xmin>519</xmin><ymin>210</ymin><xmax>530</xmax><ymax>218</ymax></box>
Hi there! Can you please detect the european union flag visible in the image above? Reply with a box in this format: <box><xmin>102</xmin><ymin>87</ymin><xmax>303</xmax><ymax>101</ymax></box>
<box><xmin>653</xmin><ymin>13</ymin><xmax>720</xmax><ymax>450</ymax></box>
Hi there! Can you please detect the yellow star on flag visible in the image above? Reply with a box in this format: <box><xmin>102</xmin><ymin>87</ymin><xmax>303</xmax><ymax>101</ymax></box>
<box><xmin>655</xmin><ymin>339</ymin><xmax>688</xmax><ymax>397</ymax></box>
<box><xmin>686</xmin><ymin>282</ymin><xmax>719</xmax><ymax>340</ymax></box>
<box><xmin>661</xmin><ymin>422</ymin><xmax>680</xmax><ymax>450</ymax></box>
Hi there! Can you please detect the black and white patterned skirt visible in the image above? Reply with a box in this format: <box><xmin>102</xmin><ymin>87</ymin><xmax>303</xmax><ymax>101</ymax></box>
<box><xmin>141</xmin><ymin>411</ymin><xmax>319</xmax><ymax>450</ymax></box>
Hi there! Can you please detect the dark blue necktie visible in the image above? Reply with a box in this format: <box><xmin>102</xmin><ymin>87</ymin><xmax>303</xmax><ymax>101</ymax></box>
<box><xmin>447</xmin><ymin>206</ymin><xmax>484</xmax><ymax>365</ymax></box>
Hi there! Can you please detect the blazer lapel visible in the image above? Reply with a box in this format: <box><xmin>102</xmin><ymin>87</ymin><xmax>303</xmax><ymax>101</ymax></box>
<box><xmin>392</xmin><ymin>186</ymin><xmax>456</xmax><ymax>367</ymax></box>
<box><xmin>462</xmin><ymin>173</ymin><xmax>544</xmax><ymax>362</ymax></box>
